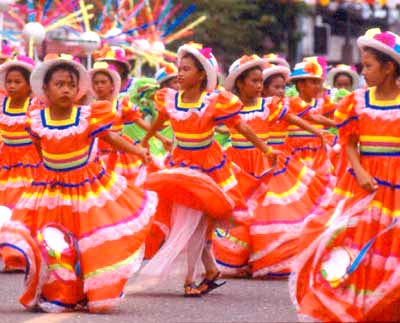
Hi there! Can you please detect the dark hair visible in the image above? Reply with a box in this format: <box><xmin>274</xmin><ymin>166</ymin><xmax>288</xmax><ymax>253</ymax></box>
<box><xmin>92</xmin><ymin>70</ymin><xmax>113</xmax><ymax>85</ymax></box>
<box><xmin>6</xmin><ymin>66</ymin><xmax>31</xmax><ymax>84</ymax></box>
<box><xmin>263</xmin><ymin>73</ymin><xmax>286</xmax><ymax>89</ymax></box>
<box><xmin>234</xmin><ymin>66</ymin><xmax>262</xmax><ymax>94</ymax></box>
<box><xmin>364</xmin><ymin>46</ymin><xmax>400</xmax><ymax>78</ymax></box>
<box><xmin>181</xmin><ymin>53</ymin><xmax>207</xmax><ymax>90</ymax></box>
<box><xmin>333</xmin><ymin>72</ymin><xmax>353</xmax><ymax>87</ymax></box>
<box><xmin>43</xmin><ymin>63</ymin><xmax>80</xmax><ymax>86</ymax></box>
<box><xmin>114</xmin><ymin>61</ymin><xmax>129</xmax><ymax>80</ymax></box>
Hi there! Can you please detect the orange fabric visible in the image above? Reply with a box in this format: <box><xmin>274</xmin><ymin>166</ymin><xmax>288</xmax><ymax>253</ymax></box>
<box><xmin>294</xmin><ymin>88</ymin><xmax>400</xmax><ymax>322</ymax></box>
<box><xmin>1</xmin><ymin>101</ymin><xmax>157</xmax><ymax>312</ymax></box>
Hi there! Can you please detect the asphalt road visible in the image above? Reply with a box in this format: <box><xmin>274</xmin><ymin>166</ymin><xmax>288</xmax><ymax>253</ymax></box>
<box><xmin>0</xmin><ymin>271</ymin><xmax>299</xmax><ymax>323</ymax></box>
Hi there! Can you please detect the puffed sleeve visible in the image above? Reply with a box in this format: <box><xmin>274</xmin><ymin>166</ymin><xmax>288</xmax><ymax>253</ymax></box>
<box><xmin>319</xmin><ymin>95</ymin><xmax>337</xmax><ymax>118</ymax></box>
<box><xmin>119</xmin><ymin>95</ymin><xmax>142</xmax><ymax>125</ymax></box>
<box><xmin>154</xmin><ymin>88</ymin><xmax>175</xmax><ymax>120</ymax></box>
<box><xmin>288</xmin><ymin>97</ymin><xmax>313</xmax><ymax>118</ymax></box>
<box><xmin>334</xmin><ymin>92</ymin><xmax>358</xmax><ymax>142</ymax></box>
<box><xmin>266</xmin><ymin>97</ymin><xmax>288</xmax><ymax>124</ymax></box>
<box><xmin>89</xmin><ymin>100</ymin><xmax>116</xmax><ymax>137</ymax></box>
<box><xmin>211</xmin><ymin>91</ymin><xmax>242</xmax><ymax>128</ymax></box>
<box><xmin>25</xmin><ymin>101</ymin><xmax>42</xmax><ymax>139</ymax></box>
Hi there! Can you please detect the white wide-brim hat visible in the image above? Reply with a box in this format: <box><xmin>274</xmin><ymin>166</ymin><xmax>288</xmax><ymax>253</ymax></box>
<box><xmin>224</xmin><ymin>57</ymin><xmax>267</xmax><ymax>91</ymax></box>
<box><xmin>357</xmin><ymin>28</ymin><xmax>400</xmax><ymax>66</ymax></box>
<box><xmin>326</xmin><ymin>67</ymin><xmax>359</xmax><ymax>90</ymax></box>
<box><xmin>262</xmin><ymin>65</ymin><xmax>290</xmax><ymax>83</ymax></box>
<box><xmin>0</xmin><ymin>58</ymin><xmax>35</xmax><ymax>89</ymax></box>
<box><xmin>89</xmin><ymin>65</ymin><xmax>121</xmax><ymax>99</ymax></box>
<box><xmin>177</xmin><ymin>43</ymin><xmax>218</xmax><ymax>91</ymax></box>
<box><xmin>30</xmin><ymin>56</ymin><xmax>90</xmax><ymax>103</ymax></box>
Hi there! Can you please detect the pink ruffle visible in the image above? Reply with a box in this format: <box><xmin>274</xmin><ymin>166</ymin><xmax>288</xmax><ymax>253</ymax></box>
<box><xmin>239</xmin><ymin>97</ymin><xmax>274</xmax><ymax>122</ymax></box>
<box><xmin>164</xmin><ymin>90</ymin><xmax>218</xmax><ymax>121</ymax></box>
<box><xmin>16</xmin><ymin>172</ymin><xmax>129</xmax><ymax>213</ymax></box>
<box><xmin>83</xmin><ymin>246</ymin><xmax>144</xmax><ymax>292</ymax></box>
<box><xmin>78</xmin><ymin>191</ymin><xmax>157</xmax><ymax>252</ymax></box>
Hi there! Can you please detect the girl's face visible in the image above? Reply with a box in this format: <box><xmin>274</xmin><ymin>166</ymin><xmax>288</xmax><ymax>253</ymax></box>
<box><xmin>263</xmin><ymin>75</ymin><xmax>286</xmax><ymax>98</ymax></box>
<box><xmin>44</xmin><ymin>69</ymin><xmax>79</xmax><ymax>109</ymax></box>
<box><xmin>361</xmin><ymin>50</ymin><xmax>394</xmax><ymax>87</ymax></box>
<box><xmin>92</xmin><ymin>72</ymin><xmax>113</xmax><ymax>100</ymax></box>
<box><xmin>334</xmin><ymin>74</ymin><xmax>353</xmax><ymax>91</ymax></box>
<box><xmin>162</xmin><ymin>76</ymin><xmax>179</xmax><ymax>91</ymax></box>
<box><xmin>178</xmin><ymin>57</ymin><xmax>205</xmax><ymax>91</ymax></box>
<box><xmin>237</xmin><ymin>68</ymin><xmax>263</xmax><ymax>99</ymax></box>
<box><xmin>5</xmin><ymin>70</ymin><xmax>30</xmax><ymax>99</ymax></box>
<box><xmin>298</xmin><ymin>78</ymin><xmax>322</xmax><ymax>100</ymax></box>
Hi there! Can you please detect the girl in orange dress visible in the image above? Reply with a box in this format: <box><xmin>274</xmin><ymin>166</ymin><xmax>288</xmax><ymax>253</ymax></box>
<box><xmin>0</xmin><ymin>56</ymin><xmax>42</xmax><ymax>272</ymax></box>
<box><xmin>90</xmin><ymin>61</ymin><xmax>143</xmax><ymax>182</ymax></box>
<box><xmin>287</xmin><ymin>58</ymin><xmax>337</xmax><ymax>170</ymax></box>
<box><xmin>292</xmin><ymin>28</ymin><xmax>400</xmax><ymax>322</ymax></box>
<box><xmin>138</xmin><ymin>43</ymin><xmax>275</xmax><ymax>297</ymax></box>
<box><xmin>212</xmin><ymin>57</ymin><xmax>332</xmax><ymax>278</ymax></box>
<box><xmin>0</xmin><ymin>54</ymin><xmax>157</xmax><ymax>313</ymax></box>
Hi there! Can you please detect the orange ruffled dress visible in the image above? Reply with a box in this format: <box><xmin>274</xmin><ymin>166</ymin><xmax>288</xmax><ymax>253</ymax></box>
<box><xmin>0</xmin><ymin>101</ymin><xmax>157</xmax><ymax>313</ymax></box>
<box><xmin>212</xmin><ymin>97</ymin><xmax>334</xmax><ymax>277</ymax></box>
<box><xmin>0</xmin><ymin>96</ymin><xmax>41</xmax><ymax>207</ymax></box>
<box><xmin>212</xmin><ymin>97</ymin><xmax>285</xmax><ymax>277</ymax></box>
<box><xmin>148</xmin><ymin>88</ymin><xmax>248</xmax><ymax>219</ymax></box>
<box><xmin>98</xmin><ymin>96</ymin><xmax>143</xmax><ymax>181</ymax></box>
<box><xmin>292</xmin><ymin>87</ymin><xmax>400</xmax><ymax>322</ymax></box>
<box><xmin>286</xmin><ymin>96</ymin><xmax>336</xmax><ymax>171</ymax></box>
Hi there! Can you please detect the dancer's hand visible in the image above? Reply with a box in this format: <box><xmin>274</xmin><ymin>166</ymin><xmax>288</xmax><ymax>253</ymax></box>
<box><xmin>141</xmin><ymin>137</ymin><xmax>150</xmax><ymax>149</ymax></box>
<box><xmin>264</xmin><ymin>148</ymin><xmax>280</xmax><ymax>169</ymax></box>
<box><xmin>137</xmin><ymin>147</ymin><xmax>151</xmax><ymax>164</ymax></box>
<box><xmin>354</xmin><ymin>167</ymin><xmax>378</xmax><ymax>193</ymax></box>
<box><xmin>160</xmin><ymin>137</ymin><xmax>173</xmax><ymax>151</ymax></box>
<box><xmin>317</xmin><ymin>130</ymin><xmax>328</xmax><ymax>150</ymax></box>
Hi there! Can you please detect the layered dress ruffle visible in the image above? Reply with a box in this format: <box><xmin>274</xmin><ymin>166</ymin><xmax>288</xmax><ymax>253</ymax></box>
<box><xmin>134</xmin><ymin>88</ymin><xmax>249</xmax><ymax>288</ymax></box>
<box><xmin>0</xmin><ymin>97</ymin><xmax>41</xmax><ymax>271</ymax></box>
<box><xmin>0</xmin><ymin>101</ymin><xmax>157</xmax><ymax>313</ymax></box>
<box><xmin>212</xmin><ymin>97</ymin><xmax>334</xmax><ymax>277</ymax></box>
<box><xmin>98</xmin><ymin>96</ymin><xmax>143</xmax><ymax>182</ymax></box>
<box><xmin>291</xmin><ymin>88</ymin><xmax>400</xmax><ymax>322</ymax></box>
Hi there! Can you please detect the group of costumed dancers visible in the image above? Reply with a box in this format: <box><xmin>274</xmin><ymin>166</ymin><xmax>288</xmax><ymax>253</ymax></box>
<box><xmin>0</xmin><ymin>23</ymin><xmax>398</xmax><ymax>322</ymax></box>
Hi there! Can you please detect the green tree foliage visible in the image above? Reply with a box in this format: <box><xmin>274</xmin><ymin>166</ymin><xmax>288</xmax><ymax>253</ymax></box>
<box><xmin>174</xmin><ymin>0</ymin><xmax>309</xmax><ymax>69</ymax></box>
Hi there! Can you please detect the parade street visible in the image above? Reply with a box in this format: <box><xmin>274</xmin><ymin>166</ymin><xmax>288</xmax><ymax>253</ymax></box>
<box><xmin>0</xmin><ymin>272</ymin><xmax>298</xmax><ymax>323</ymax></box>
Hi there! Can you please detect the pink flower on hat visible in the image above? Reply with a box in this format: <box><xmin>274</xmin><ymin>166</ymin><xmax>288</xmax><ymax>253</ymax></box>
<box><xmin>199</xmin><ymin>47</ymin><xmax>212</xmax><ymax>59</ymax></box>
<box><xmin>374</xmin><ymin>32</ymin><xmax>396</xmax><ymax>48</ymax></box>
<box><xmin>16</xmin><ymin>55</ymin><xmax>35</xmax><ymax>66</ymax></box>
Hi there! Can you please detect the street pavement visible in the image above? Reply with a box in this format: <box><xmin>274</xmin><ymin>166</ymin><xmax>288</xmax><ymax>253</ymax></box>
<box><xmin>0</xmin><ymin>272</ymin><xmax>299</xmax><ymax>323</ymax></box>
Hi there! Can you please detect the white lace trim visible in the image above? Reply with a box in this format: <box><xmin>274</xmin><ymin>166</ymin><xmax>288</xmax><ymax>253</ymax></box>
<box><xmin>354</xmin><ymin>88</ymin><xmax>400</xmax><ymax>121</ymax></box>
<box><xmin>239</xmin><ymin>97</ymin><xmax>274</xmax><ymax>122</ymax></box>
<box><xmin>29</xmin><ymin>105</ymin><xmax>91</xmax><ymax>140</ymax></box>
<box><xmin>164</xmin><ymin>91</ymin><xmax>218</xmax><ymax>121</ymax></box>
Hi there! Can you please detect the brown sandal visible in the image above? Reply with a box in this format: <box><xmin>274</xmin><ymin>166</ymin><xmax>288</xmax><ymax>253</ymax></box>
<box><xmin>184</xmin><ymin>282</ymin><xmax>202</xmax><ymax>298</ymax></box>
<box><xmin>198</xmin><ymin>272</ymin><xmax>226</xmax><ymax>295</ymax></box>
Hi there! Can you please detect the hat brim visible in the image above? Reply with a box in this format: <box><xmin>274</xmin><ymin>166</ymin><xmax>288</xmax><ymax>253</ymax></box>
<box><xmin>30</xmin><ymin>59</ymin><xmax>90</xmax><ymax>103</ymax></box>
<box><xmin>290</xmin><ymin>75</ymin><xmax>322</xmax><ymax>82</ymax></box>
<box><xmin>96</xmin><ymin>57</ymin><xmax>131</xmax><ymax>72</ymax></box>
<box><xmin>157</xmin><ymin>74</ymin><xmax>177</xmax><ymax>85</ymax></box>
<box><xmin>178</xmin><ymin>45</ymin><xmax>217</xmax><ymax>91</ymax></box>
<box><xmin>357</xmin><ymin>36</ymin><xmax>400</xmax><ymax>66</ymax></box>
<box><xmin>265</xmin><ymin>57</ymin><xmax>290</xmax><ymax>69</ymax></box>
<box><xmin>0</xmin><ymin>61</ymin><xmax>34</xmax><ymax>90</ymax></box>
<box><xmin>325</xmin><ymin>68</ymin><xmax>359</xmax><ymax>90</ymax></box>
<box><xmin>262</xmin><ymin>66</ymin><xmax>290</xmax><ymax>83</ymax></box>
<box><xmin>89</xmin><ymin>67</ymin><xmax>121</xmax><ymax>99</ymax></box>
<box><xmin>224</xmin><ymin>59</ymin><xmax>267</xmax><ymax>91</ymax></box>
